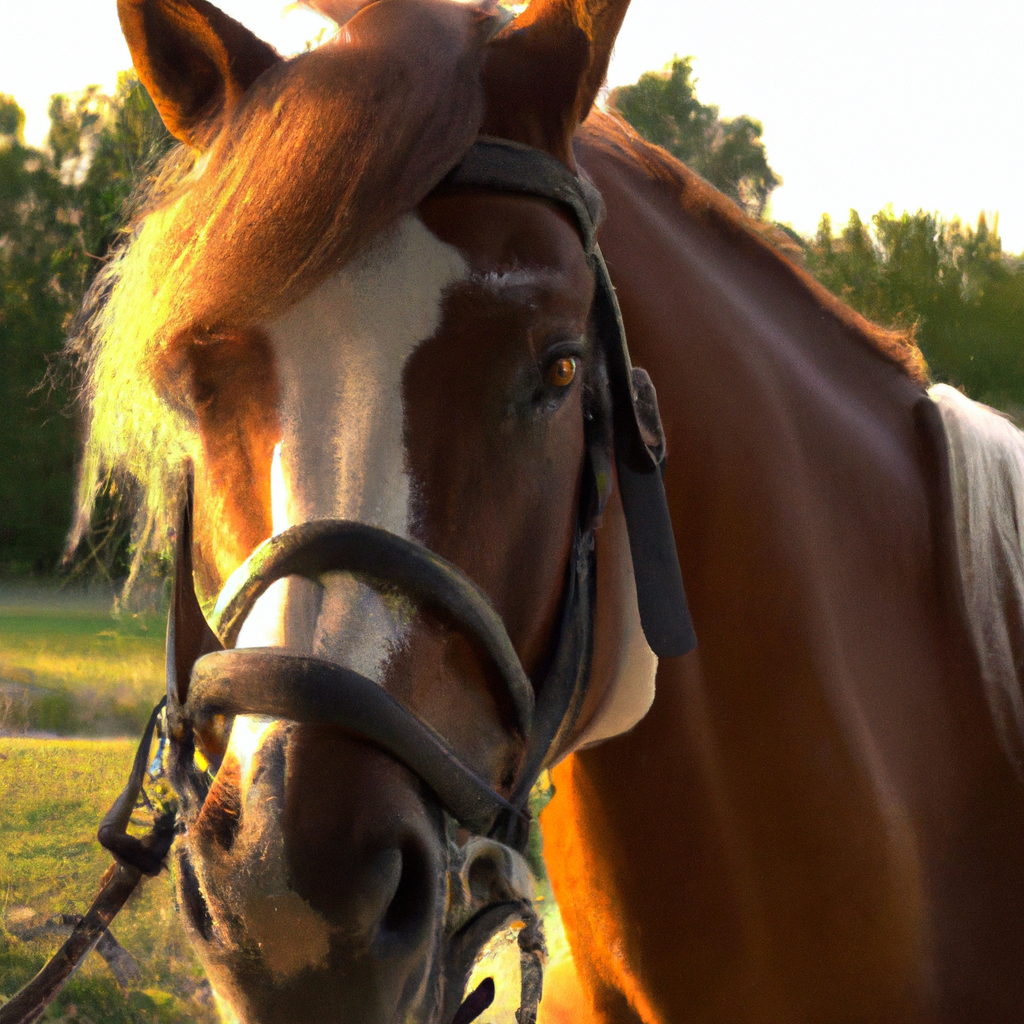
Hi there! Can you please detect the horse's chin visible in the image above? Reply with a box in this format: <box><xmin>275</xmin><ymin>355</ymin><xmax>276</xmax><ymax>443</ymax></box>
<box><xmin>179</xmin><ymin>874</ymin><xmax>448</xmax><ymax>1024</ymax></box>
<box><xmin>194</xmin><ymin>958</ymin><xmax>444</xmax><ymax>1024</ymax></box>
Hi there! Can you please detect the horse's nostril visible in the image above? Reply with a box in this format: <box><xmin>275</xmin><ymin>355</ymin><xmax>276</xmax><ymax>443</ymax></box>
<box><xmin>379</xmin><ymin>839</ymin><xmax>433</xmax><ymax>944</ymax></box>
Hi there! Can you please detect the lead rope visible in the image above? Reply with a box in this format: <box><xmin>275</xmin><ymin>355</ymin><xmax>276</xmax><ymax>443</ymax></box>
<box><xmin>0</xmin><ymin>701</ymin><xmax>176</xmax><ymax>1024</ymax></box>
<box><xmin>0</xmin><ymin>866</ymin><xmax>143</xmax><ymax>1024</ymax></box>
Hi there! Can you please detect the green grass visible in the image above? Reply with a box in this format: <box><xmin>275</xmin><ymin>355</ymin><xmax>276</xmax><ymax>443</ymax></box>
<box><xmin>0</xmin><ymin>586</ymin><xmax>165</xmax><ymax>737</ymax></box>
<box><xmin>0</xmin><ymin>737</ymin><xmax>216</xmax><ymax>1023</ymax></box>
<box><xmin>0</xmin><ymin>588</ymin><xmax>572</xmax><ymax>1022</ymax></box>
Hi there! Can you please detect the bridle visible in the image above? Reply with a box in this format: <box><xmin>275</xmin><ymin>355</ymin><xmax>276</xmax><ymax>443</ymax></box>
<box><xmin>0</xmin><ymin>137</ymin><xmax>695</xmax><ymax>1024</ymax></box>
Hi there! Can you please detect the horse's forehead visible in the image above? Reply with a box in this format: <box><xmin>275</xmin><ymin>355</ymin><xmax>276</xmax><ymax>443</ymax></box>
<box><xmin>259</xmin><ymin>212</ymin><xmax>470</xmax><ymax>526</ymax></box>
<box><xmin>265</xmin><ymin>215</ymin><xmax>469</xmax><ymax>359</ymax></box>
<box><xmin>232</xmin><ymin>215</ymin><xmax>470</xmax><ymax>662</ymax></box>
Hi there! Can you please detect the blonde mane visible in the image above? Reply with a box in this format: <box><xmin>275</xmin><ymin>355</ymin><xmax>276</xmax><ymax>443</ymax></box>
<box><xmin>68</xmin><ymin>3</ymin><xmax>488</xmax><ymax>585</ymax></box>
<box><xmin>930</xmin><ymin>383</ymin><xmax>1024</xmax><ymax>775</ymax></box>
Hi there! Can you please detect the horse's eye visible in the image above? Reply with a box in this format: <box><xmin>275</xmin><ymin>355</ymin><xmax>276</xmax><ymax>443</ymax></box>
<box><xmin>547</xmin><ymin>357</ymin><xmax>577</xmax><ymax>388</ymax></box>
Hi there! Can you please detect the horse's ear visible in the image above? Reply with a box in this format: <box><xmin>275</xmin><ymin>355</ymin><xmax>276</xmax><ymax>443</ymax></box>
<box><xmin>118</xmin><ymin>0</ymin><xmax>282</xmax><ymax>148</ymax></box>
<box><xmin>483</xmin><ymin>0</ymin><xmax>631</xmax><ymax>164</ymax></box>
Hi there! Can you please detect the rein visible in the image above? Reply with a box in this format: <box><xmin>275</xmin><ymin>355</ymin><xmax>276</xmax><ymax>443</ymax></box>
<box><xmin>0</xmin><ymin>136</ymin><xmax>695</xmax><ymax>1024</ymax></box>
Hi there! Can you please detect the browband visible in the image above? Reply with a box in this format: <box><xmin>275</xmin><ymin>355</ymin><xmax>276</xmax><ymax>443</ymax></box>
<box><xmin>441</xmin><ymin>135</ymin><xmax>604</xmax><ymax>254</ymax></box>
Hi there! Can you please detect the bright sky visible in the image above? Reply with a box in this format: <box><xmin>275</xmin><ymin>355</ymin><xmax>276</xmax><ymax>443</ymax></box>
<box><xmin>1</xmin><ymin>0</ymin><xmax>1021</xmax><ymax>252</ymax></box>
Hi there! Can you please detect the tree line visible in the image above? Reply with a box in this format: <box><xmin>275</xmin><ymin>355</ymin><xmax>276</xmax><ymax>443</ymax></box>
<box><xmin>1</xmin><ymin>61</ymin><xmax>1021</xmax><ymax>576</ymax></box>
<box><xmin>610</xmin><ymin>58</ymin><xmax>1024</xmax><ymax>412</ymax></box>
<box><xmin>0</xmin><ymin>75</ymin><xmax>171</xmax><ymax>575</ymax></box>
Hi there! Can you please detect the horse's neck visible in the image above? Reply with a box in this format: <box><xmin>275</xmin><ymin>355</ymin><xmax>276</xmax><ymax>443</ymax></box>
<box><xmin>575</xmin><ymin>111</ymin><xmax>926</xmax><ymax>389</ymax></box>
<box><xmin>576</xmin><ymin>111</ymin><xmax>933</xmax><ymax>546</ymax></box>
<box><xmin>575</xmin><ymin>110</ymin><xmax>957</xmax><ymax>722</ymax></box>
<box><xmin>549</xmin><ymin>116</ymin><xmax>1024</xmax><ymax>1024</ymax></box>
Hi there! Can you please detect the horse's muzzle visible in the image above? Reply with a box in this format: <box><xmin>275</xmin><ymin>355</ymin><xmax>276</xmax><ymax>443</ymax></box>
<box><xmin>174</xmin><ymin>519</ymin><xmax>542</xmax><ymax>842</ymax></box>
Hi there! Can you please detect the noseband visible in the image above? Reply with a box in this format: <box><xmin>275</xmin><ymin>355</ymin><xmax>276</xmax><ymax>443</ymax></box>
<box><xmin>0</xmin><ymin>138</ymin><xmax>695</xmax><ymax>1024</ymax></box>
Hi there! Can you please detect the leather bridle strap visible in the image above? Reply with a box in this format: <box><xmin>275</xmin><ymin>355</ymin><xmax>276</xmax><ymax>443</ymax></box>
<box><xmin>178</xmin><ymin>650</ymin><xmax>524</xmax><ymax>835</ymax></box>
<box><xmin>209</xmin><ymin>520</ymin><xmax>535</xmax><ymax>738</ymax></box>
<box><xmin>442</xmin><ymin>136</ymin><xmax>601</xmax><ymax>253</ymax></box>
<box><xmin>170</xmin><ymin>513</ymin><xmax>594</xmax><ymax>847</ymax></box>
<box><xmin>505</xmin><ymin>527</ymin><xmax>592</xmax><ymax>813</ymax></box>
<box><xmin>438</xmin><ymin>135</ymin><xmax>697</xmax><ymax>659</ymax></box>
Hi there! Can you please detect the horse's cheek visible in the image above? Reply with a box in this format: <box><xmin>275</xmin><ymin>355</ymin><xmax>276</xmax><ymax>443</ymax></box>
<box><xmin>185</xmin><ymin>333</ymin><xmax>282</xmax><ymax>603</ymax></box>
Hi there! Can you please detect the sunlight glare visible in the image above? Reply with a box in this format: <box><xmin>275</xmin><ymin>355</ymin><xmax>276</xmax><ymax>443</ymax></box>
<box><xmin>226</xmin><ymin>714</ymin><xmax>276</xmax><ymax>788</ymax></box>
<box><xmin>271</xmin><ymin>442</ymin><xmax>289</xmax><ymax>537</ymax></box>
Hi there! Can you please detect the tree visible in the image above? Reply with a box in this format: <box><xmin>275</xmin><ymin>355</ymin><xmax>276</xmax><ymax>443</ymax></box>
<box><xmin>0</xmin><ymin>75</ymin><xmax>171</xmax><ymax>575</ymax></box>
<box><xmin>805</xmin><ymin>208</ymin><xmax>1024</xmax><ymax>411</ymax></box>
<box><xmin>49</xmin><ymin>75</ymin><xmax>173</xmax><ymax>264</ymax></box>
<box><xmin>609</xmin><ymin>56</ymin><xmax>781</xmax><ymax>219</ymax></box>
<box><xmin>0</xmin><ymin>95</ymin><xmax>84</xmax><ymax>574</ymax></box>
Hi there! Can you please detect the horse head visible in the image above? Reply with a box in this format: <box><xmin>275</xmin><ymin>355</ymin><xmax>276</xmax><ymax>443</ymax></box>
<box><xmin>75</xmin><ymin>0</ymin><xmax>690</xmax><ymax>1019</ymax></box>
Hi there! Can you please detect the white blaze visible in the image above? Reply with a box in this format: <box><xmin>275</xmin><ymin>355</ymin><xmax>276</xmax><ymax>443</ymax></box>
<box><xmin>234</xmin><ymin>214</ymin><xmax>468</xmax><ymax>679</ymax></box>
<box><xmin>270</xmin><ymin>442</ymin><xmax>288</xmax><ymax>536</ymax></box>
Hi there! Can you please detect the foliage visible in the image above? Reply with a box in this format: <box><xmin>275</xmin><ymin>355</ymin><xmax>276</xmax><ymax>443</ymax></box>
<box><xmin>804</xmin><ymin>209</ymin><xmax>1024</xmax><ymax>410</ymax></box>
<box><xmin>1</xmin><ymin>96</ymin><xmax>83</xmax><ymax>576</ymax></box>
<box><xmin>0</xmin><ymin>76</ymin><xmax>171</xmax><ymax>577</ymax></box>
<box><xmin>609</xmin><ymin>57</ymin><xmax>781</xmax><ymax>219</ymax></box>
<box><xmin>0</xmin><ymin>738</ymin><xmax>216</xmax><ymax>1023</ymax></box>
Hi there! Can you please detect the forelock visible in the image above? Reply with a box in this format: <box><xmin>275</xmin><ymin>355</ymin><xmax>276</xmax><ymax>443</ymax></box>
<box><xmin>69</xmin><ymin>0</ymin><xmax>490</xmax><ymax>585</ymax></box>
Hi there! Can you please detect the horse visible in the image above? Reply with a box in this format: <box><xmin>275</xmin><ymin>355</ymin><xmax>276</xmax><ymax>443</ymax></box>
<box><xmin>6</xmin><ymin>0</ymin><xmax>1024</xmax><ymax>1021</ymax></box>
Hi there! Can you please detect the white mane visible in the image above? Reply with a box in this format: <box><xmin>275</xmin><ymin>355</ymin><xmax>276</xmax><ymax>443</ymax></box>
<box><xmin>930</xmin><ymin>382</ymin><xmax>1024</xmax><ymax>774</ymax></box>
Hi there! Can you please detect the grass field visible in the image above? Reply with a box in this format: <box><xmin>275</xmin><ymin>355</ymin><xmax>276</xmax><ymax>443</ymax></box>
<box><xmin>0</xmin><ymin>586</ymin><xmax>165</xmax><ymax>737</ymax></box>
<box><xmin>0</xmin><ymin>737</ymin><xmax>216</xmax><ymax>1023</ymax></box>
<box><xmin>0</xmin><ymin>585</ymin><xmax>213</xmax><ymax>1022</ymax></box>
